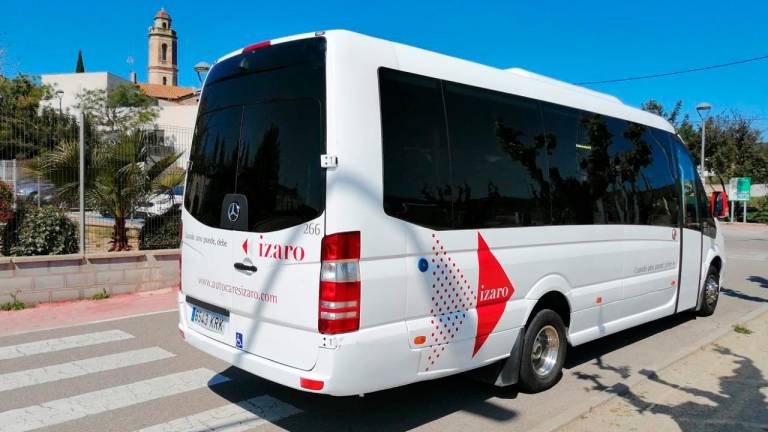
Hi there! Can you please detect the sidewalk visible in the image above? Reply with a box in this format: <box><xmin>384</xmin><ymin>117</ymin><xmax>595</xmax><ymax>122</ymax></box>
<box><xmin>0</xmin><ymin>287</ymin><xmax>178</xmax><ymax>337</ymax></box>
<box><xmin>559</xmin><ymin>310</ymin><xmax>768</xmax><ymax>432</ymax></box>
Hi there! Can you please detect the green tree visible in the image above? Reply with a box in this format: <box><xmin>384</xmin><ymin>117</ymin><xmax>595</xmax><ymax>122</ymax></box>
<box><xmin>0</xmin><ymin>75</ymin><xmax>80</xmax><ymax>159</ymax></box>
<box><xmin>703</xmin><ymin>112</ymin><xmax>768</xmax><ymax>190</ymax></box>
<box><xmin>643</xmin><ymin>99</ymin><xmax>768</xmax><ymax>190</ymax></box>
<box><xmin>27</xmin><ymin>130</ymin><xmax>182</xmax><ymax>251</ymax></box>
<box><xmin>75</xmin><ymin>83</ymin><xmax>159</xmax><ymax>134</ymax></box>
<box><xmin>640</xmin><ymin>99</ymin><xmax>685</xmax><ymax>128</ymax></box>
<box><xmin>640</xmin><ymin>99</ymin><xmax>699</xmax><ymax>149</ymax></box>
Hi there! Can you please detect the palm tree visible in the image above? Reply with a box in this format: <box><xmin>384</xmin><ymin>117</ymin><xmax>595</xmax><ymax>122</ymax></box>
<box><xmin>27</xmin><ymin>129</ymin><xmax>183</xmax><ymax>251</ymax></box>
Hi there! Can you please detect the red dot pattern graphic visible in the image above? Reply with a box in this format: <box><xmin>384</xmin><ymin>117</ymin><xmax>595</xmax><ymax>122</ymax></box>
<box><xmin>424</xmin><ymin>233</ymin><xmax>476</xmax><ymax>372</ymax></box>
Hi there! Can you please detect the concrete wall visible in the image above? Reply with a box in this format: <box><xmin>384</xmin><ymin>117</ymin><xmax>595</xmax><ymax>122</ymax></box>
<box><xmin>0</xmin><ymin>250</ymin><xmax>179</xmax><ymax>306</ymax></box>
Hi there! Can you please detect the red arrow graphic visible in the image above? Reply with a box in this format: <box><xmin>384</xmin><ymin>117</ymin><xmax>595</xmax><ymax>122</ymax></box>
<box><xmin>473</xmin><ymin>233</ymin><xmax>514</xmax><ymax>356</ymax></box>
<box><xmin>242</xmin><ymin>238</ymin><xmax>248</xmax><ymax>254</ymax></box>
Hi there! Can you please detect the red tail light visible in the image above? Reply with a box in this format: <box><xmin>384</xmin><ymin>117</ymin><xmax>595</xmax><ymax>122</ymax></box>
<box><xmin>319</xmin><ymin>232</ymin><xmax>361</xmax><ymax>334</ymax></box>
<box><xmin>300</xmin><ymin>377</ymin><xmax>324</xmax><ymax>391</ymax></box>
<box><xmin>242</xmin><ymin>40</ymin><xmax>271</xmax><ymax>53</ymax></box>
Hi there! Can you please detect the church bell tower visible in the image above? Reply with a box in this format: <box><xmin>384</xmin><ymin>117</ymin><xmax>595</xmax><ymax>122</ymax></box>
<box><xmin>147</xmin><ymin>8</ymin><xmax>178</xmax><ymax>86</ymax></box>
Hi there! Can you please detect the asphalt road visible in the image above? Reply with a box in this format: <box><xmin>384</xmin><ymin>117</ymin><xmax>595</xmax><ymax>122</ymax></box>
<box><xmin>0</xmin><ymin>224</ymin><xmax>766</xmax><ymax>432</ymax></box>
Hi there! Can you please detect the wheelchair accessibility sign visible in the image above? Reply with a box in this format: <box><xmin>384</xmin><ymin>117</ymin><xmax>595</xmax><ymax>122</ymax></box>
<box><xmin>235</xmin><ymin>332</ymin><xmax>244</xmax><ymax>350</ymax></box>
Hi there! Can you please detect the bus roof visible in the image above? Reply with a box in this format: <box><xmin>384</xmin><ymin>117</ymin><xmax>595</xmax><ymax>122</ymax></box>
<box><xmin>215</xmin><ymin>30</ymin><xmax>676</xmax><ymax>134</ymax></box>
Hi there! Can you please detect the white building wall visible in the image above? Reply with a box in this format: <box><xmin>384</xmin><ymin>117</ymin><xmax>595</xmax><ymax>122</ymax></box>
<box><xmin>40</xmin><ymin>72</ymin><xmax>131</xmax><ymax>115</ymax></box>
<box><xmin>155</xmin><ymin>105</ymin><xmax>197</xmax><ymax>167</ymax></box>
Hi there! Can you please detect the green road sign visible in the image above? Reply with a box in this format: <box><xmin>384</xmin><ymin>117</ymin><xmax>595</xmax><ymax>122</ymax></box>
<box><xmin>735</xmin><ymin>177</ymin><xmax>752</xmax><ymax>201</ymax></box>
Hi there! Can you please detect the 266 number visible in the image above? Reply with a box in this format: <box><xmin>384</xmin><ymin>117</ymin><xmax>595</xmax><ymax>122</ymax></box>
<box><xmin>304</xmin><ymin>223</ymin><xmax>322</xmax><ymax>236</ymax></box>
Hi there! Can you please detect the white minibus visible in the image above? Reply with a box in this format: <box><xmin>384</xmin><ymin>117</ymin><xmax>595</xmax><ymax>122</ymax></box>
<box><xmin>178</xmin><ymin>30</ymin><xmax>725</xmax><ymax>395</ymax></box>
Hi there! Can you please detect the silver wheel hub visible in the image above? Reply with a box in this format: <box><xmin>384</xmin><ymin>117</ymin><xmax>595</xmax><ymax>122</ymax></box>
<box><xmin>531</xmin><ymin>325</ymin><xmax>560</xmax><ymax>376</ymax></box>
<box><xmin>704</xmin><ymin>275</ymin><xmax>719</xmax><ymax>307</ymax></box>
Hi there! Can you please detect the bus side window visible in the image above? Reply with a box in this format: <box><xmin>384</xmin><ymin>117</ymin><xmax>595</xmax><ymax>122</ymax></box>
<box><xmin>695</xmin><ymin>176</ymin><xmax>717</xmax><ymax>238</ymax></box>
<box><xmin>379</xmin><ymin>68</ymin><xmax>453</xmax><ymax>229</ymax></box>
<box><xmin>671</xmin><ymin>137</ymin><xmax>701</xmax><ymax>231</ymax></box>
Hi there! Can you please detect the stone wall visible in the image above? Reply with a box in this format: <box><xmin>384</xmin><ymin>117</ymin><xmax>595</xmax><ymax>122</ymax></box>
<box><xmin>0</xmin><ymin>249</ymin><xmax>179</xmax><ymax>305</ymax></box>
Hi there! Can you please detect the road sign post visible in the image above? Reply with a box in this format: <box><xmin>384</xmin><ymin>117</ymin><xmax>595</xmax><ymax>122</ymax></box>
<box><xmin>731</xmin><ymin>177</ymin><xmax>752</xmax><ymax>223</ymax></box>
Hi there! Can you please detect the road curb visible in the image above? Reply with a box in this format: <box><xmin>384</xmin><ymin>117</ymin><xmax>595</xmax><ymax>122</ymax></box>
<box><xmin>0</xmin><ymin>309</ymin><xmax>178</xmax><ymax>338</ymax></box>
<box><xmin>531</xmin><ymin>304</ymin><xmax>768</xmax><ymax>432</ymax></box>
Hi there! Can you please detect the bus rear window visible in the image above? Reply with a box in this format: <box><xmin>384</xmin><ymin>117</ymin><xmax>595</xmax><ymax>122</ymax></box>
<box><xmin>184</xmin><ymin>38</ymin><xmax>326</xmax><ymax>232</ymax></box>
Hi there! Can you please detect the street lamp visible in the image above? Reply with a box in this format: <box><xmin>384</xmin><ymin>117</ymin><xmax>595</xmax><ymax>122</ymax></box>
<box><xmin>696</xmin><ymin>102</ymin><xmax>712</xmax><ymax>179</ymax></box>
<box><xmin>55</xmin><ymin>90</ymin><xmax>64</xmax><ymax>115</ymax></box>
<box><xmin>194</xmin><ymin>62</ymin><xmax>211</xmax><ymax>85</ymax></box>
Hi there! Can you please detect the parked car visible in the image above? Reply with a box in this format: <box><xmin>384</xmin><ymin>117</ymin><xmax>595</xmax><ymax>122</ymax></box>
<box><xmin>135</xmin><ymin>185</ymin><xmax>184</xmax><ymax>217</ymax></box>
<box><xmin>14</xmin><ymin>178</ymin><xmax>57</xmax><ymax>205</ymax></box>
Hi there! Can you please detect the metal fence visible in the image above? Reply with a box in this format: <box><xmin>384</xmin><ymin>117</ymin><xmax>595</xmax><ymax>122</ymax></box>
<box><xmin>0</xmin><ymin>108</ymin><xmax>192</xmax><ymax>256</ymax></box>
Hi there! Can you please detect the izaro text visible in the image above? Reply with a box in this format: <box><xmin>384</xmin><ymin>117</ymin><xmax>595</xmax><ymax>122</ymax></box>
<box><xmin>258</xmin><ymin>236</ymin><xmax>306</xmax><ymax>262</ymax></box>
<box><xmin>479</xmin><ymin>285</ymin><xmax>510</xmax><ymax>302</ymax></box>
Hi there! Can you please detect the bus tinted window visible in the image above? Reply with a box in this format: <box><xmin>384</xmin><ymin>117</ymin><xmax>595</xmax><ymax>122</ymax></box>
<box><xmin>380</xmin><ymin>69</ymin><xmax>453</xmax><ymax>229</ymax></box>
<box><xmin>379</xmin><ymin>68</ymin><xmax>683</xmax><ymax>231</ymax></box>
<box><xmin>638</xmin><ymin>129</ymin><xmax>679</xmax><ymax>227</ymax></box>
<box><xmin>604</xmin><ymin>118</ymin><xmax>679</xmax><ymax>226</ymax></box>
<box><xmin>541</xmin><ymin>103</ymin><xmax>593</xmax><ymax>225</ymax></box>
<box><xmin>669</xmin><ymin>135</ymin><xmax>701</xmax><ymax>231</ymax></box>
<box><xmin>602</xmin><ymin>116</ymin><xmax>637</xmax><ymax>224</ymax></box>
<box><xmin>185</xmin><ymin>38</ymin><xmax>326</xmax><ymax>232</ymax></box>
<box><xmin>237</xmin><ymin>100</ymin><xmax>325</xmax><ymax>231</ymax></box>
<box><xmin>444</xmin><ymin>82</ymin><xmax>550</xmax><ymax>228</ymax></box>
<box><xmin>184</xmin><ymin>107</ymin><xmax>241</xmax><ymax>227</ymax></box>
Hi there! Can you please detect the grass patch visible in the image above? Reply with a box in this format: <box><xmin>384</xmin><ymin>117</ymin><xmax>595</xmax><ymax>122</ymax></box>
<box><xmin>89</xmin><ymin>288</ymin><xmax>110</xmax><ymax>300</ymax></box>
<box><xmin>1</xmin><ymin>294</ymin><xmax>26</xmax><ymax>311</ymax></box>
<box><xmin>85</xmin><ymin>225</ymin><xmax>140</xmax><ymax>253</ymax></box>
<box><xmin>734</xmin><ymin>324</ymin><xmax>753</xmax><ymax>335</ymax></box>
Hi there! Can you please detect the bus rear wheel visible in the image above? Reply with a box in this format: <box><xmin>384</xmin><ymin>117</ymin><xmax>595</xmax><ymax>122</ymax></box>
<box><xmin>518</xmin><ymin>309</ymin><xmax>567</xmax><ymax>392</ymax></box>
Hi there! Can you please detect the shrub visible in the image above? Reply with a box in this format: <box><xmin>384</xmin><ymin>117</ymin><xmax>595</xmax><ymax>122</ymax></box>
<box><xmin>746</xmin><ymin>197</ymin><xmax>768</xmax><ymax>224</ymax></box>
<box><xmin>0</xmin><ymin>181</ymin><xmax>13</xmax><ymax>224</ymax></box>
<box><xmin>139</xmin><ymin>204</ymin><xmax>181</xmax><ymax>250</ymax></box>
<box><xmin>1</xmin><ymin>202</ymin><xmax>27</xmax><ymax>256</ymax></box>
<box><xmin>7</xmin><ymin>205</ymin><xmax>79</xmax><ymax>256</ymax></box>
<box><xmin>0</xmin><ymin>293</ymin><xmax>26</xmax><ymax>311</ymax></box>
<box><xmin>89</xmin><ymin>288</ymin><xmax>110</xmax><ymax>300</ymax></box>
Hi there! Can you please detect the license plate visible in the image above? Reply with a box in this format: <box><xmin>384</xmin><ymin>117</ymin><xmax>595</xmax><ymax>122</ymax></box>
<box><xmin>191</xmin><ymin>306</ymin><xmax>228</xmax><ymax>334</ymax></box>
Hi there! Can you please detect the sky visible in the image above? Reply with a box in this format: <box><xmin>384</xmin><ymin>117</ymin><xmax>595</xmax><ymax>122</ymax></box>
<box><xmin>2</xmin><ymin>0</ymin><xmax>767</xmax><ymax>131</ymax></box>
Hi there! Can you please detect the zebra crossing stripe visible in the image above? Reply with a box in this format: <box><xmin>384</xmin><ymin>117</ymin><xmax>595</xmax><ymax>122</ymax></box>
<box><xmin>0</xmin><ymin>368</ymin><xmax>230</xmax><ymax>432</ymax></box>
<box><xmin>135</xmin><ymin>395</ymin><xmax>301</xmax><ymax>432</ymax></box>
<box><xmin>0</xmin><ymin>347</ymin><xmax>175</xmax><ymax>393</ymax></box>
<box><xmin>0</xmin><ymin>330</ymin><xmax>134</xmax><ymax>360</ymax></box>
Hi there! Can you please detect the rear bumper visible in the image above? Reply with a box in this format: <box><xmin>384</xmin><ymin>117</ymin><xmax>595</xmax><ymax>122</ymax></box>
<box><xmin>178</xmin><ymin>296</ymin><xmax>424</xmax><ymax>396</ymax></box>
<box><xmin>178</xmin><ymin>295</ymin><xmax>519</xmax><ymax>396</ymax></box>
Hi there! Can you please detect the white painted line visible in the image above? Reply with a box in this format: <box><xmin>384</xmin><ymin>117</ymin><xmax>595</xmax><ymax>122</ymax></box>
<box><xmin>0</xmin><ymin>368</ymin><xmax>230</xmax><ymax>432</ymax></box>
<box><xmin>0</xmin><ymin>330</ymin><xmax>134</xmax><ymax>361</ymax></box>
<box><xmin>0</xmin><ymin>347</ymin><xmax>175</xmax><ymax>393</ymax></box>
<box><xmin>135</xmin><ymin>395</ymin><xmax>301</xmax><ymax>432</ymax></box>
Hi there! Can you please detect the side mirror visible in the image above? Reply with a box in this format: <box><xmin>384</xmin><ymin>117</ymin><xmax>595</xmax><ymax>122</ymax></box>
<box><xmin>710</xmin><ymin>191</ymin><xmax>728</xmax><ymax>218</ymax></box>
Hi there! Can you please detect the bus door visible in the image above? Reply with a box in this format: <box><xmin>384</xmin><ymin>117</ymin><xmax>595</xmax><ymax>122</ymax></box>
<box><xmin>674</xmin><ymin>143</ymin><xmax>703</xmax><ymax>311</ymax></box>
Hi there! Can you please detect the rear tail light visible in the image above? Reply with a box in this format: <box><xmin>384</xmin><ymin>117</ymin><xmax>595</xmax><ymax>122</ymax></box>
<box><xmin>300</xmin><ymin>377</ymin><xmax>324</xmax><ymax>391</ymax></box>
<box><xmin>242</xmin><ymin>40</ymin><xmax>271</xmax><ymax>53</ymax></box>
<box><xmin>319</xmin><ymin>232</ymin><xmax>360</xmax><ymax>334</ymax></box>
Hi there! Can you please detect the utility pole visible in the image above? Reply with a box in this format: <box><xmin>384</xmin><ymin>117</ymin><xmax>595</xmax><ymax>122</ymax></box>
<box><xmin>78</xmin><ymin>112</ymin><xmax>86</xmax><ymax>253</ymax></box>
<box><xmin>696</xmin><ymin>102</ymin><xmax>712</xmax><ymax>178</ymax></box>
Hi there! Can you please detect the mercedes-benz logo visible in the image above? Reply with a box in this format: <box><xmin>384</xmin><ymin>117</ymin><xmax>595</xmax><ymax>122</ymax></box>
<box><xmin>227</xmin><ymin>202</ymin><xmax>240</xmax><ymax>222</ymax></box>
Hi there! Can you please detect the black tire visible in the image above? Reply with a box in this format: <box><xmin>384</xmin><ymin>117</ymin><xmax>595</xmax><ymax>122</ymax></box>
<box><xmin>518</xmin><ymin>309</ymin><xmax>567</xmax><ymax>393</ymax></box>
<box><xmin>697</xmin><ymin>267</ymin><xmax>720</xmax><ymax>317</ymax></box>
